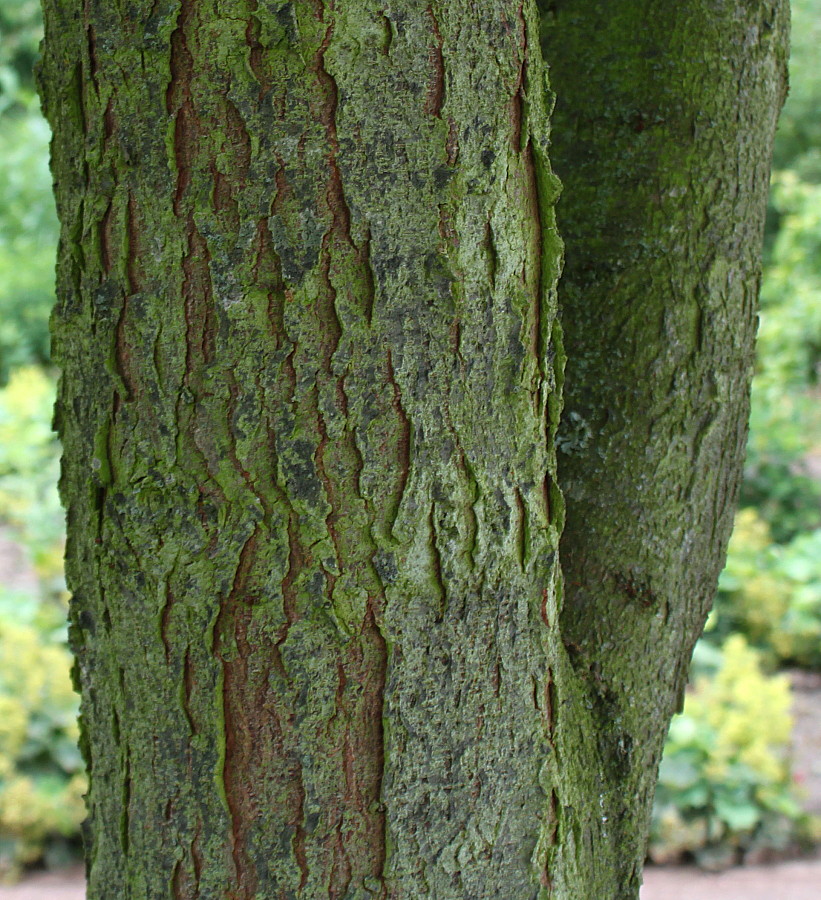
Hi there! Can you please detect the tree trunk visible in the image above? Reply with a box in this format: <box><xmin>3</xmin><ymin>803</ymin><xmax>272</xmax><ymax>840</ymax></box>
<box><xmin>540</xmin><ymin>1</ymin><xmax>789</xmax><ymax>894</ymax></box>
<box><xmin>38</xmin><ymin>0</ymin><xmax>576</xmax><ymax>896</ymax></box>
<box><xmin>37</xmin><ymin>0</ymin><xmax>788</xmax><ymax>897</ymax></box>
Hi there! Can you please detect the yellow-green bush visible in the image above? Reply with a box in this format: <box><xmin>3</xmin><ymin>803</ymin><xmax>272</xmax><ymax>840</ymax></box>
<box><xmin>0</xmin><ymin>364</ymin><xmax>83</xmax><ymax>877</ymax></box>
<box><xmin>716</xmin><ymin>508</ymin><xmax>821</xmax><ymax>668</ymax></box>
<box><xmin>0</xmin><ymin>366</ymin><xmax>64</xmax><ymax>593</ymax></box>
<box><xmin>650</xmin><ymin>635</ymin><xmax>812</xmax><ymax>869</ymax></box>
<box><xmin>0</xmin><ymin>617</ymin><xmax>85</xmax><ymax>877</ymax></box>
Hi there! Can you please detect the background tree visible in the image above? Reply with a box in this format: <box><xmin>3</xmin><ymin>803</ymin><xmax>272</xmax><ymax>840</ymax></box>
<box><xmin>540</xmin><ymin>0</ymin><xmax>789</xmax><ymax>888</ymax></box>
<box><xmin>35</xmin><ymin>1</ymin><xmax>788</xmax><ymax>898</ymax></box>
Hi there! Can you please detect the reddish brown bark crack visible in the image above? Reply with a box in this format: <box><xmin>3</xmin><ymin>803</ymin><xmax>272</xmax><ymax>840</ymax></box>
<box><xmin>449</xmin><ymin>317</ymin><xmax>462</xmax><ymax>364</ymax></box>
<box><xmin>378</xmin><ymin>11</ymin><xmax>392</xmax><ymax>55</ymax></box>
<box><xmin>358</xmin><ymin>226</ymin><xmax>376</xmax><ymax>325</ymax></box>
<box><xmin>542</xmin><ymin>471</ymin><xmax>553</xmax><ymax>524</ymax></box>
<box><xmin>314</xmin><ymin>12</ymin><xmax>355</xmax><ymax>253</ymax></box>
<box><xmin>120</xmin><ymin>747</ymin><xmax>132</xmax><ymax>854</ymax></box>
<box><xmin>182</xmin><ymin>227</ymin><xmax>216</xmax><ymax>376</ymax></box>
<box><xmin>84</xmin><ymin>19</ymin><xmax>99</xmax><ymax>95</ymax></box>
<box><xmin>171</xmin><ymin>858</ymin><xmax>188</xmax><ymax>899</ymax></box>
<box><xmin>541</xmin><ymin>789</ymin><xmax>559</xmax><ymax>889</ymax></box>
<box><xmin>292</xmin><ymin>769</ymin><xmax>309</xmax><ymax>892</ymax></box>
<box><xmin>540</xmin><ymin>587</ymin><xmax>550</xmax><ymax>629</ymax></box>
<box><xmin>115</xmin><ymin>291</ymin><xmax>137</xmax><ymax>401</ymax></box>
<box><xmin>483</xmin><ymin>219</ymin><xmax>498</xmax><ymax>290</ymax></box>
<box><xmin>214</xmin><ymin>100</ymin><xmax>251</xmax><ymax>224</ymax></box>
<box><xmin>182</xmin><ymin>649</ymin><xmax>198</xmax><ymax>735</ymax></box>
<box><xmin>442</xmin><ymin>398</ymin><xmax>478</xmax><ymax>567</ymax></box>
<box><xmin>446</xmin><ymin>116</ymin><xmax>459</xmax><ymax>165</ymax></box>
<box><xmin>425</xmin><ymin>6</ymin><xmax>445</xmax><ymax>117</ymax></box>
<box><xmin>386</xmin><ymin>349</ymin><xmax>411</xmax><ymax>534</ymax></box>
<box><xmin>244</xmin><ymin>6</ymin><xmax>270</xmax><ymax>99</ymax></box>
<box><xmin>523</xmin><ymin>139</ymin><xmax>545</xmax><ymax>391</ymax></box>
<box><xmin>429</xmin><ymin>502</ymin><xmax>447</xmax><ymax>622</ymax></box>
<box><xmin>328</xmin><ymin>613</ymin><xmax>388</xmax><ymax>900</ymax></box>
<box><xmin>126</xmin><ymin>194</ymin><xmax>145</xmax><ymax>294</ymax></box>
<box><xmin>274</xmin><ymin>510</ymin><xmax>309</xmax><ymax>890</ymax></box>
<box><xmin>167</xmin><ymin>2</ymin><xmax>217</xmax><ymax>392</ymax></box>
<box><xmin>273</xmin><ymin>155</ymin><xmax>291</xmax><ymax>213</ymax></box>
<box><xmin>437</xmin><ymin>204</ymin><xmax>458</xmax><ymax>248</ymax></box>
<box><xmin>511</xmin><ymin>76</ymin><xmax>524</xmax><ymax>152</ymax></box>
<box><xmin>160</xmin><ymin>583</ymin><xmax>175</xmax><ymax>664</ymax></box>
<box><xmin>100</xmin><ymin>201</ymin><xmax>114</xmax><ymax>274</ymax></box>
<box><xmin>280</xmin><ymin>511</ymin><xmax>303</xmax><ymax>641</ymax></box>
<box><xmin>361</xmin><ymin>604</ymin><xmax>389</xmax><ymax>898</ymax></box>
<box><xmin>313</xmin><ymin>391</ymin><xmax>342</xmax><ymax>596</ymax></box>
<box><xmin>508</xmin><ymin>4</ymin><xmax>530</xmax><ymax>153</ymax></box>
<box><xmin>329</xmin><ymin>818</ymin><xmax>353</xmax><ymax>900</ymax></box>
<box><xmin>252</xmin><ymin>218</ymin><xmax>287</xmax><ymax>351</ymax></box>
<box><xmin>167</xmin><ymin>1</ymin><xmax>197</xmax><ymax>217</ymax></box>
<box><xmin>514</xmin><ymin>486</ymin><xmax>527</xmax><ymax>570</ymax></box>
<box><xmin>102</xmin><ymin>190</ymin><xmax>142</xmax><ymax>403</ymax></box>
<box><xmin>216</xmin><ymin>529</ymin><xmax>263</xmax><ymax>899</ymax></box>
<box><xmin>544</xmin><ymin>665</ymin><xmax>556</xmax><ymax>740</ymax></box>
<box><xmin>103</xmin><ymin>97</ymin><xmax>115</xmax><ymax>143</ymax></box>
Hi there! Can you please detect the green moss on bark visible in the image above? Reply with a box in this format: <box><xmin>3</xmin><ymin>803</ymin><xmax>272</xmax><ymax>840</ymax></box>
<box><xmin>540</xmin><ymin>1</ymin><xmax>789</xmax><ymax>894</ymax></box>
<box><xmin>38</xmin><ymin>0</ymin><xmax>788</xmax><ymax>896</ymax></box>
<box><xmin>38</xmin><ymin>1</ymin><xmax>578</xmax><ymax>897</ymax></box>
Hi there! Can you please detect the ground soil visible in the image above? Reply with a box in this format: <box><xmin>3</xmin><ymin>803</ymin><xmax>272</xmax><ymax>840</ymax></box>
<box><xmin>641</xmin><ymin>855</ymin><xmax>821</xmax><ymax>899</ymax></box>
<box><xmin>3</xmin><ymin>855</ymin><xmax>821</xmax><ymax>900</ymax></box>
<box><xmin>791</xmin><ymin>669</ymin><xmax>821</xmax><ymax>817</ymax></box>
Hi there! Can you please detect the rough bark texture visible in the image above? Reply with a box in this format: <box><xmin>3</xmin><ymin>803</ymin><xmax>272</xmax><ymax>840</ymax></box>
<box><xmin>38</xmin><ymin>0</ymin><xmax>788</xmax><ymax>897</ymax></box>
<box><xmin>37</xmin><ymin>1</ymin><xmax>590</xmax><ymax>897</ymax></box>
<box><xmin>539</xmin><ymin>1</ymin><xmax>789</xmax><ymax>895</ymax></box>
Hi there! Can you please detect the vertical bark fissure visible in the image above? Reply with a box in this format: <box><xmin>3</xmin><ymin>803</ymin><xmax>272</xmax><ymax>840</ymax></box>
<box><xmin>424</xmin><ymin>6</ymin><xmax>445</xmax><ymax>118</ymax></box>
<box><xmin>215</xmin><ymin>529</ymin><xmax>261</xmax><ymax>896</ymax></box>
<box><xmin>385</xmin><ymin>349</ymin><xmax>411</xmax><ymax>538</ymax></box>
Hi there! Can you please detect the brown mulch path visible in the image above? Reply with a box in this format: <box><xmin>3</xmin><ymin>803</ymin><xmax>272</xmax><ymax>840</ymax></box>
<box><xmin>3</xmin><ymin>857</ymin><xmax>821</xmax><ymax>900</ymax></box>
<box><xmin>0</xmin><ymin>867</ymin><xmax>84</xmax><ymax>900</ymax></box>
<box><xmin>641</xmin><ymin>856</ymin><xmax>821</xmax><ymax>899</ymax></box>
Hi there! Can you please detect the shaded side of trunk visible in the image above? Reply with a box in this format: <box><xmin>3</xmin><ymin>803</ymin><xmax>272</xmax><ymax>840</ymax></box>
<box><xmin>37</xmin><ymin>1</ymin><xmax>600</xmax><ymax>897</ymax></box>
<box><xmin>540</xmin><ymin>1</ymin><xmax>789</xmax><ymax>894</ymax></box>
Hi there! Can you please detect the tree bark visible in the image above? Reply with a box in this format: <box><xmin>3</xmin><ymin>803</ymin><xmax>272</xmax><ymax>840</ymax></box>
<box><xmin>37</xmin><ymin>0</ymin><xmax>788</xmax><ymax>897</ymax></box>
<box><xmin>38</xmin><ymin>1</ymin><xmax>580</xmax><ymax>896</ymax></box>
<box><xmin>540</xmin><ymin>1</ymin><xmax>789</xmax><ymax>894</ymax></box>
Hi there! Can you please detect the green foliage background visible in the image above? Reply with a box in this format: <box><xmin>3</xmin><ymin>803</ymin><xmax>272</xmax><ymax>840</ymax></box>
<box><xmin>0</xmin><ymin>0</ymin><xmax>820</xmax><ymax>875</ymax></box>
<box><xmin>0</xmin><ymin>0</ymin><xmax>55</xmax><ymax>385</ymax></box>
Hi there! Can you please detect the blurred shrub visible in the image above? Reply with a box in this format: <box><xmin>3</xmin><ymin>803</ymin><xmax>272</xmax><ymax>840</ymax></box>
<box><xmin>0</xmin><ymin>364</ymin><xmax>80</xmax><ymax>876</ymax></box>
<box><xmin>764</xmin><ymin>0</ymin><xmax>821</xmax><ymax>251</ymax></box>
<box><xmin>0</xmin><ymin>0</ymin><xmax>42</xmax><ymax>115</ymax></box>
<box><xmin>758</xmin><ymin>173</ymin><xmax>821</xmax><ymax>388</ymax></box>
<box><xmin>0</xmin><ymin>366</ymin><xmax>64</xmax><ymax>595</ymax></box>
<box><xmin>650</xmin><ymin>636</ymin><xmax>814</xmax><ymax>870</ymax></box>
<box><xmin>0</xmin><ymin>111</ymin><xmax>57</xmax><ymax>384</ymax></box>
<box><xmin>0</xmin><ymin>1</ymin><xmax>56</xmax><ymax>385</ymax></box>
<box><xmin>0</xmin><ymin>607</ymin><xmax>84</xmax><ymax>878</ymax></box>
<box><xmin>749</xmin><ymin>0</ymin><xmax>821</xmax><ymax>542</ymax></box>
<box><xmin>743</xmin><ymin>171</ymin><xmax>821</xmax><ymax>543</ymax></box>
<box><xmin>770</xmin><ymin>0</ymin><xmax>821</xmax><ymax>179</ymax></box>
<box><xmin>714</xmin><ymin>509</ymin><xmax>821</xmax><ymax>668</ymax></box>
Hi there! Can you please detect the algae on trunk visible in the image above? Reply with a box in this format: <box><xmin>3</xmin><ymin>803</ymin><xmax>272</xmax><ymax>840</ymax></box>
<box><xmin>39</xmin><ymin>1</ymin><xmax>572</xmax><ymax>896</ymax></box>
<box><xmin>541</xmin><ymin>1</ymin><xmax>789</xmax><ymax>893</ymax></box>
